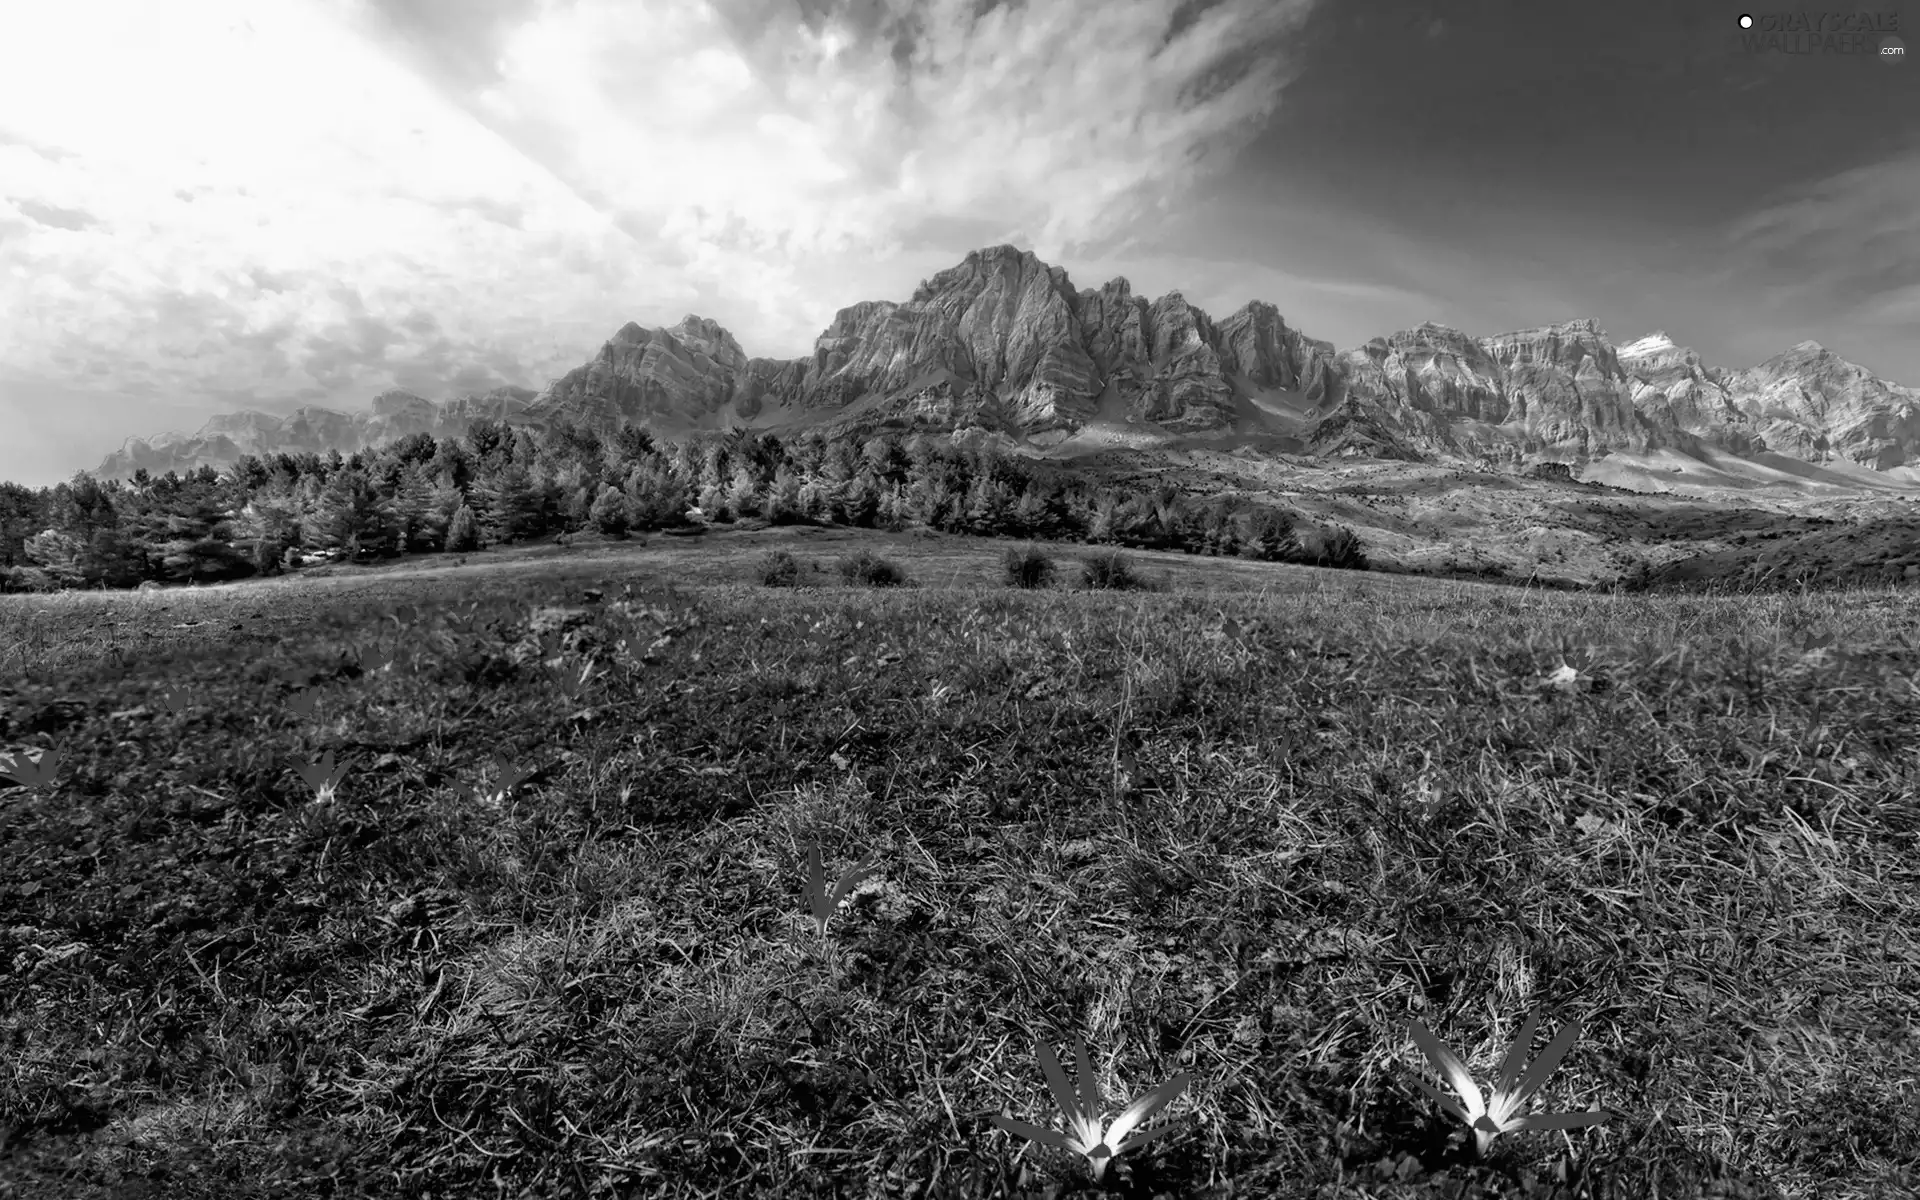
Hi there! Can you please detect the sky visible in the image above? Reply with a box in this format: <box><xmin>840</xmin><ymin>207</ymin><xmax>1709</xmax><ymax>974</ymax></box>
<box><xmin>1</xmin><ymin>0</ymin><xmax>1915</xmax><ymax>489</ymax></box>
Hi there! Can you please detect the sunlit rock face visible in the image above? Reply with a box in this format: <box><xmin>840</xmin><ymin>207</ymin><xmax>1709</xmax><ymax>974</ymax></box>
<box><xmin>1719</xmin><ymin>340</ymin><xmax>1920</xmax><ymax>470</ymax></box>
<box><xmin>1617</xmin><ymin>333</ymin><xmax>1766</xmax><ymax>455</ymax></box>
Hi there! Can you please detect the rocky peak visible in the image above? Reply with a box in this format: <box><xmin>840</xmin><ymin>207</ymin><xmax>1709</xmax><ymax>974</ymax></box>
<box><xmin>82</xmin><ymin>245</ymin><xmax>1920</xmax><ymax>482</ymax></box>
<box><xmin>667</xmin><ymin>314</ymin><xmax>750</xmax><ymax>371</ymax></box>
<box><xmin>1725</xmin><ymin>341</ymin><xmax>1920</xmax><ymax>467</ymax></box>
<box><xmin>369</xmin><ymin>388</ymin><xmax>435</xmax><ymax>417</ymax></box>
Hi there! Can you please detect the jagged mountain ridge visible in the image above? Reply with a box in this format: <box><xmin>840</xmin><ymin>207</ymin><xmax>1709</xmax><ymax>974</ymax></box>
<box><xmin>87</xmin><ymin>245</ymin><xmax>1920</xmax><ymax>480</ymax></box>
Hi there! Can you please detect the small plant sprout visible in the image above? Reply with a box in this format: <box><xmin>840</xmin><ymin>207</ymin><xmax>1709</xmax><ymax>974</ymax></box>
<box><xmin>0</xmin><ymin>747</ymin><xmax>61</xmax><ymax>789</ymax></box>
<box><xmin>294</xmin><ymin>751</ymin><xmax>357</xmax><ymax>805</ymax></box>
<box><xmin>1405</xmin><ymin>1005</ymin><xmax>1612</xmax><ymax>1158</ymax></box>
<box><xmin>286</xmin><ymin>688</ymin><xmax>321</xmax><ymax>717</ymax></box>
<box><xmin>803</xmin><ymin>842</ymin><xmax>881</xmax><ymax>939</ymax></box>
<box><xmin>473</xmin><ymin>751</ymin><xmax>537</xmax><ymax>807</ymax></box>
<box><xmin>991</xmin><ymin>1034</ymin><xmax>1193</xmax><ymax>1182</ymax></box>
<box><xmin>360</xmin><ymin>650</ymin><xmax>397</xmax><ymax>675</ymax></box>
<box><xmin>156</xmin><ymin>690</ymin><xmax>191</xmax><ymax>715</ymax></box>
<box><xmin>545</xmin><ymin>658</ymin><xmax>598</xmax><ymax>701</ymax></box>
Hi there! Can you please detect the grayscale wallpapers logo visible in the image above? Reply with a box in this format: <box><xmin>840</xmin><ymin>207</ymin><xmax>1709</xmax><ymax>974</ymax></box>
<box><xmin>1735</xmin><ymin>11</ymin><xmax>1905</xmax><ymax>60</ymax></box>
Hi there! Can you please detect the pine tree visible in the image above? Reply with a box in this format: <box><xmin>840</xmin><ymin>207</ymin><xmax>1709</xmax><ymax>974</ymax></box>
<box><xmin>667</xmin><ymin>439</ymin><xmax>703</xmax><ymax>486</ymax></box>
<box><xmin>1011</xmin><ymin>483</ymin><xmax>1048</xmax><ymax>540</ymax></box>
<box><xmin>965</xmin><ymin>475</ymin><xmax>1016</xmax><ymax>538</ymax></box>
<box><xmin>861</xmin><ymin>434</ymin><xmax>910</xmax><ymax>484</ymax></box>
<box><xmin>725</xmin><ymin>465</ymin><xmax>759</xmax><ymax>519</ymax></box>
<box><xmin>445</xmin><ymin>503</ymin><xmax>479</xmax><ymax>552</ymax></box>
<box><xmin>311</xmin><ymin>468</ymin><xmax>396</xmax><ymax>560</ymax></box>
<box><xmin>1148</xmin><ymin>485</ymin><xmax>1187</xmax><ymax>550</ymax></box>
<box><xmin>510</xmin><ymin>428</ymin><xmax>540</xmax><ymax>469</ymax></box>
<box><xmin>471</xmin><ymin>464</ymin><xmax>545</xmax><ymax>545</ymax></box>
<box><xmin>820</xmin><ymin>439</ymin><xmax>859</xmax><ymax>485</ymax></box>
<box><xmin>763</xmin><ymin>465</ymin><xmax>804</xmax><ymax>524</ymax></box>
<box><xmin>911</xmin><ymin>478</ymin><xmax>953</xmax><ymax>527</ymax></box>
<box><xmin>880</xmin><ymin>486</ymin><xmax>910</xmax><ymax>532</ymax></box>
<box><xmin>158</xmin><ymin>488</ymin><xmax>246</xmax><ymax>582</ymax></box>
<box><xmin>0</xmin><ymin>481</ymin><xmax>45</xmax><ymax>569</ymax></box>
<box><xmin>566</xmin><ymin>485</ymin><xmax>594</xmax><ymax>532</ymax></box>
<box><xmin>698</xmin><ymin>440</ymin><xmax>731</xmax><ymax>492</ymax></box>
<box><xmin>848</xmin><ymin>470</ymin><xmax>883</xmax><ymax>526</ymax></box>
<box><xmin>233</xmin><ymin>491</ymin><xmax>302</xmax><ymax>573</ymax></box>
<box><xmin>391</xmin><ymin>463</ymin><xmax>436</xmax><ymax>553</ymax></box>
<box><xmin>422</xmin><ymin>472</ymin><xmax>463</xmax><ymax>551</ymax></box>
<box><xmin>611</xmin><ymin>422</ymin><xmax>656</xmax><ymax>467</ymax></box>
<box><xmin>1088</xmin><ymin>493</ymin><xmax>1121</xmax><ymax>544</ymax></box>
<box><xmin>22</xmin><ymin>530</ymin><xmax>87</xmax><ymax>588</ymax></box>
<box><xmin>625</xmin><ymin>462</ymin><xmax>690</xmax><ymax>529</ymax></box>
<box><xmin>85</xmin><ymin>525</ymin><xmax>142</xmax><ymax>587</ymax></box>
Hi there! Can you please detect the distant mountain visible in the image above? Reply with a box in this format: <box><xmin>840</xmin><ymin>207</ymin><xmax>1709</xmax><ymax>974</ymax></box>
<box><xmin>85</xmin><ymin>245</ymin><xmax>1920</xmax><ymax>481</ymax></box>
<box><xmin>89</xmin><ymin>386</ymin><xmax>538</xmax><ymax>480</ymax></box>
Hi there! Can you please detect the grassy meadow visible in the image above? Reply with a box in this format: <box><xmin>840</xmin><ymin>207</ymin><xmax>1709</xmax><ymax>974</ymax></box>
<box><xmin>1</xmin><ymin>525</ymin><xmax>1916</xmax><ymax>1199</ymax></box>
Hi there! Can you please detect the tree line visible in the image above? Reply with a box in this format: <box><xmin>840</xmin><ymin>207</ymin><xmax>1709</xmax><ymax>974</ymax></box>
<box><xmin>0</xmin><ymin>420</ymin><xmax>1367</xmax><ymax>592</ymax></box>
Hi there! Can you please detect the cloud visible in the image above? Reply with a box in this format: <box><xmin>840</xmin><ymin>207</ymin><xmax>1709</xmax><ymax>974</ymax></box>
<box><xmin>0</xmin><ymin>0</ymin><xmax>1325</xmax><ymax>484</ymax></box>
<box><xmin>1723</xmin><ymin>147</ymin><xmax>1920</xmax><ymax>318</ymax></box>
<box><xmin>11</xmin><ymin>198</ymin><xmax>99</xmax><ymax>231</ymax></box>
<box><xmin>0</xmin><ymin>0</ymin><xmax>699</xmax><ymax>415</ymax></box>
<box><xmin>356</xmin><ymin>0</ymin><xmax>1323</xmax><ymax>336</ymax></box>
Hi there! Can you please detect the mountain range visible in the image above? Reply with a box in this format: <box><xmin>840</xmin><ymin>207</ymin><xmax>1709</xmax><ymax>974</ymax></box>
<box><xmin>87</xmin><ymin>244</ymin><xmax>1920</xmax><ymax>484</ymax></box>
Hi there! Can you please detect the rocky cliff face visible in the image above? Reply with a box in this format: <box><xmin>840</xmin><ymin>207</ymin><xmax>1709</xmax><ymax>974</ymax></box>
<box><xmin>1723</xmin><ymin>341</ymin><xmax>1920</xmax><ymax>470</ymax></box>
<box><xmin>1312</xmin><ymin>319</ymin><xmax>1665</xmax><ymax>466</ymax></box>
<box><xmin>86</xmin><ymin>245</ymin><xmax>1920</xmax><ymax>480</ymax></box>
<box><xmin>1617</xmin><ymin>333</ymin><xmax>1767</xmax><ymax>455</ymax></box>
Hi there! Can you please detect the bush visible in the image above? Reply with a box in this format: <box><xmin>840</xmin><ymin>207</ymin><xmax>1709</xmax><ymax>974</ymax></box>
<box><xmin>1080</xmin><ymin>549</ymin><xmax>1144</xmax><ymax>591</ymax></box>
<box><xmin>837</xmin><ymin>549</ymin><xmax>911</xmax><ymax>587</ymax></box>
<box><xmin>0</xmin><ymin>565</ymin><xmax>56</xmax><ymax>593</ymax></box>
<box><xmin>756</xmin><ymin>549</ymin><xmax>803</xmax><ymax>587</ymax></box>
<box><xmin>1003</xmin><ymin>544</ymin><xmax>1055</xmax><ymax>589</ymax></box>
<box><xmin>1315</xmin><ymin>525</ymin><xmax>1370</xmax><ymax>570</ymax></box>
<box><xmin>589</xmin><ymin>484</ymin><xmax>633</xmax><ymax>537</ymax></box>
<box><xmin>1248</xmin><ymin>507</ymin><xmax>1302</xmax><ymax>561</ymax></box>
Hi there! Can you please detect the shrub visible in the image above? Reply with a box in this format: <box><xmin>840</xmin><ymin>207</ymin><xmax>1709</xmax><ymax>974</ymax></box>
<box><xmin>837</xmin><ymin>549</ymin><xmax>911</xmax><ymax>587</ymax></box>
<box><xmin>1314</xmin><ymin>525</ymin><xmax>1370</xmax><ymax>570</ymax></box>
<box><xmin>1003</xmin><ymin>544</ymin><xmax>1055</xmax><ymax>589</ymax></box>
<box><xmin>998</xmin><ymin>541</ymin><xmax>1059</xmax><ymax>591</ymax></box>
<box><xmin>0</xmin><ymin>566</ymin><xmax>56</xmax><ymax>593</ymax></box>
<box><xmin>756</xmin><ymin>549</ymin><xmax>803</xmax><ymax>587</ymax></box>
<box><xmin>1080</xmin><ymin>549</ymin><xmax>1144</xmax><ymax>591</ymax></box>
<box><xmin>589</xmin><ymin>484</ymin><xmax>633</xmax><ymax>537</ymax></box>
<box><xmin>1248</xmin><ymin>507</ymin><xmax>1303</xmax><ymax>561</ymax></box>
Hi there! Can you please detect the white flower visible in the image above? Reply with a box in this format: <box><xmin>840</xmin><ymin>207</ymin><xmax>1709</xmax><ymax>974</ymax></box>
<box><xmin>992</xmin><ymin>1035</ymin><xmax>1192</xmax><ymax>1182</ymax></box>
<box><xmin>1406</xmin><ymin>1005</ymin><xmax>1611</xmax><ymax>1157</ymax></box>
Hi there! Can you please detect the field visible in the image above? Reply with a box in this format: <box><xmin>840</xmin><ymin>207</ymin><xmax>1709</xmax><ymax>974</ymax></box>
<box><xmin>2</xmin><ymin>525</ymin><xmax>1917</xmax><ymax>1199</ymax></box>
